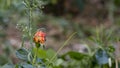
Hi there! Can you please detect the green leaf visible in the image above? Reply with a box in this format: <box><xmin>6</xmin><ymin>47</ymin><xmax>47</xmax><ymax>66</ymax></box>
<box><xmin>33</xmin><ymin>48</ymin><xmax>47</xmax><ymax>59</ymax></box>
<box><xmin>0</xmin><ymin>55</ymin><xmax>8</xmax><ymax>65</ymax></box>
<box><xmin>2</xmin><ymin>64</ymin><xmax>14</xmax><ymax>68</ymax></box>
<box><xmin>55</xmin><ymin>59</ymin><xmax>63</xmax><ymax>66</ymax></box>
<box><xmin>62</xmin><ymin>51</ymin><xmax>88</xmax><ymax>60</ymax></box>
<box><xmin>46</xmin><ymin>49</ymin><xmax>56</xmax><ymax>59</ymax></box>
<box><xmin>114</xmin><ymin>0</ymin><xmax>120</xmax><ymax>6</ymax></box>
<box><xmin>16</xmin><ymin>48</ymin><xmax>28</xmax><ymax>61</ymax></box>
<box><xmin>32</xmin><ymin>48</ymin><xmax>57</xmax><ymax>61</ymax></box>
<box><xmin>35</xmin><ymin>43</ymin><xmax>41</xmax><ymax>48</ymax></box>
<box><xmin>95</xmin><ymin>49</ymin><xmax>109</xmax><ymax>65</ymax></box>
<box><xmin>107</xmin><ymin>46</ymin><xmax>115</xmax><ymax>53</ymax></box>
<box><xmin>16</xmin><ymin>63</ymin><xmax>34</xmax><ymax>68</ymax></box>
<box><xmin>36</xmin><ymin>58</ymin><xmax>43</xmax><ymax>64</ymax></box>
<box><xmin>21</xmin><ymin>63</ymin><xmax>34</xmax><ymax>68</ymax></box>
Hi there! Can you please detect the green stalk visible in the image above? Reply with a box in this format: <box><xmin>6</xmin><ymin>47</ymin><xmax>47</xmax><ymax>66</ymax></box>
<box><xmin>46</xmin><ymin>32</ymin><xmax>77</xmax><ymax>67</ymax></box>
<box><xmin>24</xmin><ymin>0</ymin><xmax>33</xmax><ymax>47</ymax></box>
<box><xmin>29</xmin><ymin>6</ymin><xmax>33</xmax><ymax>47</ymax></box>
<box><xmin>33</xmin><ymin>47</ymin><xmax>38</xmax><ymax>64</ymax></box>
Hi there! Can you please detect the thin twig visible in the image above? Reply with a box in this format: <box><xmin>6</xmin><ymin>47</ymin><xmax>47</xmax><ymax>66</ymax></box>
<box><xmin>46</xmin><ymin>32</ymin><xmax>77</xmax><ymax>67</ymax></box>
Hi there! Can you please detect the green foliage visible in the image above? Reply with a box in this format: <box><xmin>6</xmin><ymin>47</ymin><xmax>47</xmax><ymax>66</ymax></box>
<box><xmin>33</xmin><ymin>47</ymin><xmax>47</xmax><ymax>59</ymax></box>
<box><xmin>0</xmin><ymin>55</ymin><xmax>9</xmax><ymax>65</ymax></box>
<box><xmin>95</xmin><ymin>49</ymin><xmax>109</xmax><ymax>65</ymax></box>
<box><xmin>14</xmin><ymin>47</ymin><xmax>57</xmax><ymax>68</ymax></box>
<box><xmin>62</xmin><ymin>51</ymin><xmax>88</xmax><ymax>61</ymax></box>
<box><xmin>114</xmin><ymin>0</ymin><xmax>120</xmax><ymax>6</ymax></box>
<box><xmin>0</xmin><ymin>0</ymin><xmax>119</xmax><ymax>68</ymax></box>
<box><xmin>15</xmin><ymin>63</ymin><xmax>34</xmax><ymax>68</ymax></box>
<box><xmin>16</xmin><ymin>48</ymin><xmax>29</xmax><ymax>61</ymax></box>
<box><xmin>2</xmin><ymin>64</ymin><xmax>14</xmax><ymax>68</ymax></box>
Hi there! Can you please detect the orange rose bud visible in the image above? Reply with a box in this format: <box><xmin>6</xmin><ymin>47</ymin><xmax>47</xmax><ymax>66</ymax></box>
<box><xmin>33</xmin><ymin>31</ymin><xmax>46</xmax><ymax>44</ymax></box>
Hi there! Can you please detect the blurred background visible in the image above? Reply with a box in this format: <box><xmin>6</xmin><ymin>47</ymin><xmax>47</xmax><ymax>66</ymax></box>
<box><xmin>0</xmin><ymin>0</ymin><xmax>120</xmax><ymax>66</ymax></box>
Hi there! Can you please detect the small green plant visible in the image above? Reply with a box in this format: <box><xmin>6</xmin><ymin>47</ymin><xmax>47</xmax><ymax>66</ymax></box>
<box><xmin>54</xmin><ymin>26</ymin><xmax>116</xmax><ymax>68</ymax></box>
<box><xmin>13</xmin><ymin>29</ymin><xmax>77</xmax><ymax>68</ymax></box>
<box><xmin>1</xmin><ymin>0</ymin><xmax>119</xmax><ymax>68</ymax></box>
